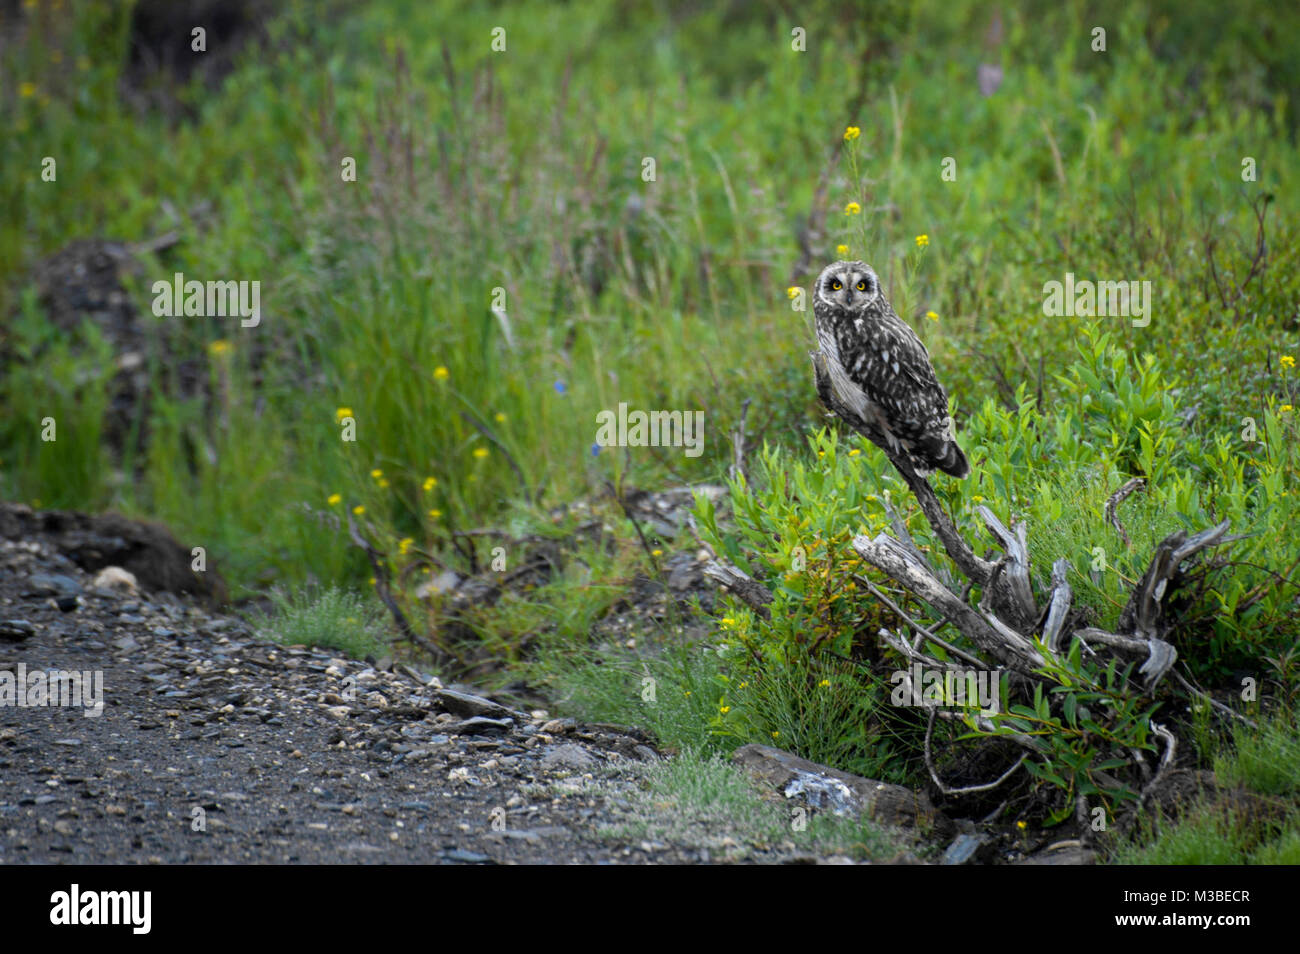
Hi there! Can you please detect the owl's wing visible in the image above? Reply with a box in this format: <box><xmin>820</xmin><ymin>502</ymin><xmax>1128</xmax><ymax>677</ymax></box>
<box><xmin>850</xmin><ymin>318</ymin><xmax>949</xmax><ymax>420</ymax></box>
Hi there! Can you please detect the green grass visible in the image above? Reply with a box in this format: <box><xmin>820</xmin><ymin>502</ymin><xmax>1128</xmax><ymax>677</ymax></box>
<box><xmin>1112</xmin><ymin>707</ymin><xmax>1300</xmax><ymax>864</ymax></box>
<box><xmin>251</xmin><ymin>584</ymin><xmax>391</xmax><ymax>659</ymax></box>
<box><xmin>1214</xmin><ymin>710</ymin><xmax>1300</xmax><ymax>797</ymax></box>
<box><xmin>5</xmin><ymin>0</ymin><xmax>1297</xmax><ymax>600</ymax></box>
<box><xmin>598</xmin><ymin>745</ymin><xmax>906</xmax><ymax>862</ymax></box>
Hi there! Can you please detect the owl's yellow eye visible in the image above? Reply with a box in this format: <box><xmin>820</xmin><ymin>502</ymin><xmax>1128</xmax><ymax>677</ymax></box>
<box><xmin>856</xmin><ymin>281</ymin><xmax>867</xmax><ymax>291</ymax></box>
<box><xmin>831</xmin><ymin>280</ymin><xmax>842</xmax><ymax>290</ymax></box>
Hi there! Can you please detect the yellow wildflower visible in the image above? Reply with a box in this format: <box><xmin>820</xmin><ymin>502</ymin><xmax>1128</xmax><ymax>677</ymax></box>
<box><xmin>422</xmin><ymin>476</ymin><xmax>437</xmax><ymax>492</ymax></box>
<box><xmin>926</xmin><ymin>310</ymin><xmax>939</xmax><ymax>321</ymax></box>
<box><xmin>786</xmin><ymin>286</ymin><xmax>800</xmax><ymax>299</ymax></box>
<box><xmin>844</xmin><ymin>126</ymin><xmax>861</xmax><ymax>141</ymax></box>
<box><xmin>1282</xmin><ymin>355</ymin><xmax>1296</xmax><ymax>369</ymax></box>
<box><xmin>1282</xmin><ymin>405</ymin><xmax>1294</xmax><ymax>413</ymax></box>
<box><xmin>428</xmin><ymin>508</ymin><xmax>443</xmax><ymax>519</ymax></box>
<box><xmin>208</xmin><ymin>339</ymin><xmax>231</xmax><ymax>357</ymax></box>
<box><xmin>433</xmin><ymin>366</ymin><xmax>449</xmax><ymax>381</ymax></box>
<box><xmin>651</xmin><ymin>548</ymin><xmax>663</xmax><ymax>557</ymax></box>
<box><xmin>719</xmin><ymin>706</ymin><xmax>730</xmax><ymax>715</ymax></box>
<box><xmin>327</xmin><ymin>493</ymin><xmax>342</xmax><ymax>507</ymax></box>
<box><xmin>819</xmin><ymin>679</ymin><xmax>830</xmax><ymax>688</ymax></box>
<box><xmin>848</xmin><ymin>448</ymin><xmax>860</xmax><ymax>457</ymax></box>
<box><xmin>494</xmin><ymin>412</ymin><xmax>506</xmax><ymax>423</ymax></box>
<box><xmin>473</xmin><ymin>447</ymin><xmax>489</xmax><ymax>459</ymax></box>
<box><xmin>398</xmin><ymin>537</ymin><xmax>414</xmax><ymax>555</ymax></box>
<box><xmin>915</xmin><ymin>234</ymin><xmax>929</xmax><ymax>248</ymax></box>
<box><xmin>771</xmin><ymin>730</ymin><xmax>779</xmax><ymax>739</ymax></box>
<box><xmin>370</xmin><ymin>468</ymin><xmax>383</xmax><ymax>480</ymax></box>
<box><xmin>836</xmin><ymin>244</ymin><xmax>849</xmax><ymax>256</ymax></box>
<box><xmin>352</xmin><ymin>505</ymin><xmax>365</xmax><ymax>516</ymax></box>
<box><xmin>844</xmin><ymin>201</ymin><xmax>861</xmax><ymax>216</ymax></box>
<box><xmin>19</xmin><ymin>82</ymin><xmax>35</xmax><ymax>98</ymax></box>
<box><xmin>335</xmin><ymin>407</ymin><xmax>353</xmax><ymax>421</ymax></box>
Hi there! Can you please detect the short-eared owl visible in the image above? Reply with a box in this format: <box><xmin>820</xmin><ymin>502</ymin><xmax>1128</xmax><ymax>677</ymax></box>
<box><xmin>811</xmin><ymin>260</ymin><xmax>970</xmax><ymax>478</ymax></box>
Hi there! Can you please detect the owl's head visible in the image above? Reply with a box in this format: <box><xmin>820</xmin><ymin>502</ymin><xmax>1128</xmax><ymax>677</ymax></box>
<box><xmin>814</xmin><ymin>260</ymin><xmax>881</xmax><ymax>313</ymax></box>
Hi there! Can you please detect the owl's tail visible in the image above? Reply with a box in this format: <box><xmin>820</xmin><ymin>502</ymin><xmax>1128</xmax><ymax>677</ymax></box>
<box><xmin>917</xmin><ymin>435</ymin><xmax>970</xmax><ymax>479</ymax></box>
<box><xmin>938</xmin><ymin>441</ymin><xmax>970</xmax><ymax>478</ymax></box>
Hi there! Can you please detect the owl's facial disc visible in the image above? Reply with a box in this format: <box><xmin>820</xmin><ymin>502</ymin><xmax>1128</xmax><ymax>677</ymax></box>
<box><xmin>817</xmin><ymin>261</ymin><xmax>876</xmax><ymax>310</ymax></box>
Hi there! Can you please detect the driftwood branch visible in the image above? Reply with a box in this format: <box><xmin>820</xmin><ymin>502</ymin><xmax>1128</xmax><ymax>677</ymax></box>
<box><xmin>702</xmin><ymin>560</ymin><xmax>773</xmax><ymax>619</ymax></box>
<box><xmin>853</xmin><ymin>533</ymin><xmax>1045</xmax><ymax>674</ymax></box>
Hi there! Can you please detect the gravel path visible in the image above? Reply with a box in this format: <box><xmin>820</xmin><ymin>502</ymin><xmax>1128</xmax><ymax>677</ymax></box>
<box><xmin>0</xmin><ymin>516</ymin><xmax>718</xmax><ymax>865</ymax></box>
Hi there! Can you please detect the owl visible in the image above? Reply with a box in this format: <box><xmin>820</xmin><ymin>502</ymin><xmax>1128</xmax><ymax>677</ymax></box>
<box><xmin>811</xmin><ymin>260</ymin><xmax>970</xmax><ymax>479</ymax></box>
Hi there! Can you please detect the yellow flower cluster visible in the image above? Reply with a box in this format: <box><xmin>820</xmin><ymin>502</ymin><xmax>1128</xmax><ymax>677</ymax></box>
<box><xmin>915</xmin><ymin>234</ymin><xmax>929</xmax><ymax>248</ymax></box>
<box><xmin>843</xmin><ymin>126</ymin><xmax>861</xmax><ymax>141</ymax></box>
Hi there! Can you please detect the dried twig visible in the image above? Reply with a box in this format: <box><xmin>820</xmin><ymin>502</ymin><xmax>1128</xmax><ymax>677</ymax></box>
<box><xmin>346</xmin><ymin>509</ymin><xmax>448</xmax><ymax>665</ymax></box>
<box><xmin>1105</xmin><ymin>477</ymin><xmax>1145</xmax><ymax>548</ymax></box>
<box><xmin>728</xmin><ymin>397</ymin><xmax>752</xmax><ymax>482</ymax></box>
<box><xmin>924</xmin><ymin>709</ymin><xmax>1027</xmax><ymax>796</ymax></box>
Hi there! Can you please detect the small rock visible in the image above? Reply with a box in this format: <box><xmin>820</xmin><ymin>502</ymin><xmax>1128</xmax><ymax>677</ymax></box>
<box><xmin>540</xmin><ymin>744</ymin><xmax>598</xmax><ymax>772</ymax></box>
<box><xmin>941</xmin><ymin>833</ymin><xmax>990</xmax><ymax>866</ymax></box>
<box><xmin>442</xmin><ymin>849</ymin><xmax>491</xmax><ymax>864</ymax></box>
<box><xmin>92</xmin><ymin>566</ymin><xmax>139</xmax><ymax>594</ymax></box>
<box><xmin>24</xmin><ymin>573</ymin><xmax>83</xmax><ymax>598</ymax></box>
<box><xmin>444</xmin><ymin>716</ymin><xmax>513</xmax><ymax>736</ymax></box>
<box><xmin>436</xmin><ymin>688</ymin><xmax>515</xmax><ymax>720</ymax></box>
<box><xmin>0</xmin><ymin>620</ymin><xmax>36</xmax><ymax>642</ymax></box>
